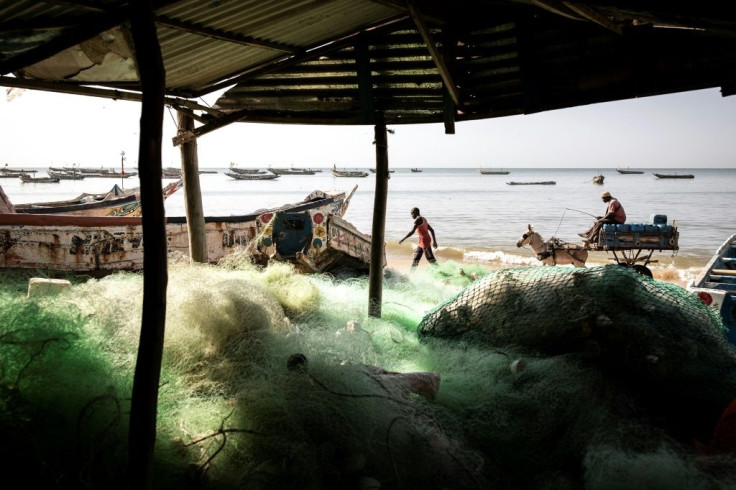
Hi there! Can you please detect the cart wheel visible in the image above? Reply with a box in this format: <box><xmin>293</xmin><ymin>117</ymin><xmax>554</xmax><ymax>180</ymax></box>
<box><xmin>632</xmin><ymin>265</ymin><xmax>653</xmax><ymax>278</ymax></box>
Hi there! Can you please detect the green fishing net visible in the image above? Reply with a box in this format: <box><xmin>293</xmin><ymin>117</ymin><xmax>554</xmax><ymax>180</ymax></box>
<box><xmin>418</xmin><ymin>264</ymin><xmax>736</xmax><ymax>438</ymax></box>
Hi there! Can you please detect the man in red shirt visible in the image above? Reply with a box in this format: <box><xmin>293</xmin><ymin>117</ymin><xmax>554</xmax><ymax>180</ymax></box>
<box><xmin>579</xmin><ymin>191</ymin><xmax>627</xmax><ymax>243</ymax></box>
<box><xmin>399</xmin><ymin>207</ymin><xmax>438</xmax><ymax>267</ymax></box>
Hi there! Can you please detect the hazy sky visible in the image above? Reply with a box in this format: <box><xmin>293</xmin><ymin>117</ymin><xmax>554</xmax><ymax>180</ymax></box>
<box><xmin>2</xmin><ymin>86</ymin><xmax>735</xmax><ymax>169</ymax></box>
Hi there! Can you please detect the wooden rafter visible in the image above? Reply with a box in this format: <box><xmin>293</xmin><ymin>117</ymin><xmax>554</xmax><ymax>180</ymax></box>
<box><xmin>406</xmin><ymin>0</ymin><xmax>460</xmax><ymax>106</ymax></box>
<box><xmin>0</xmin><ymin>75</ymin><xmax>221</xmax><ymax>116</ymax></box>
<box><xmin>562</xmin><ymin>2</ymin><xmax>623</xmax><ymax>34</ymax></box>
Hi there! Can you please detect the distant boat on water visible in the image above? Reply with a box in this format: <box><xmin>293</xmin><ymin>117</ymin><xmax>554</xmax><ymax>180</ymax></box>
<box><xmin>410</xmin><ymin>168</ymin><xmax>422</xmax><ymax>173</ymax></box>
<box><xmin>616</xmin><ymin>167</ymin><xmax>644</xmax><ymax>174</ymax></box>
<box><xmin>19</xmin><ymin>173</ymin><xmax>61</xmax><ymax>183</ymax></box>
<box><xmin>332</xmin><ymin>165</ymin><xmax>368</xmax><ymax>178</ymax></box>
<box><xmin>225</xmin><ymin>171</ymin><xmax>280</xmax><ymax>181</ymax></box>
<box><xmin>506</xmin><ymin>181</ymin><xmax>556</xmax><ymax>186</ymax></box>
<box><xmin>653</xmin><ymin>172</ymin><xmax>694</xmax><ymax>179</ymax></box>
<box><xmin>478</xmin><ymin>167</ymin><xmax>509</xmax><ymax>175</ymax></box>
<box><xmin>1</xmin><ymin>164</ymin><xmax>37</xmax><ymax>177</ymax></box>
<box><xmin>593</xmin><ymin>174</ymin><xmax>604</xmax><ymax>184</ymax></box>
<box><xmin>269</xmin><ymin>167</ymin><xmax>317</xmax><ymax>175</ymax></box>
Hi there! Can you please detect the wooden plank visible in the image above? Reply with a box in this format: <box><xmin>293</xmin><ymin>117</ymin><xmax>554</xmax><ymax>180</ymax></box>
<box><xmin>712</xmin><ymin>269</ymin><xmax>736</xmax><ymax>277</ymax></box>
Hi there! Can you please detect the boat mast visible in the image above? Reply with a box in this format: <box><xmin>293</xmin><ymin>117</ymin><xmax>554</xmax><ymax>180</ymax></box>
<box><xmin>120</xmin><ymin>150</ymin><xmax>126</xmax><ymax>188</ymax></box>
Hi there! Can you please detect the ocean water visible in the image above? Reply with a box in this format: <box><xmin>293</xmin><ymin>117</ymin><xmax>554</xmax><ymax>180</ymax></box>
<box><xmin>2</xmin><ymin>166</ymin><xmax>734</xmax><ymax>275</ymax></box>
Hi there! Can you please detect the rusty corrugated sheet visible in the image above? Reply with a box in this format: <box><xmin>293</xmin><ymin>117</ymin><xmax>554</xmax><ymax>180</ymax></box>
<box><xmin>2</xmin><ymin>1</ymin><xmax>736</xmax><ymax>125</ymax></box>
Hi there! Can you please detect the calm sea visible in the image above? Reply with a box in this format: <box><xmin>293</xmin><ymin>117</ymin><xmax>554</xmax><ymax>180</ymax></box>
<box><xmin>3</xmin><ymin>166</ymin><xmax>734</xmax><ymax>277</ymax></box>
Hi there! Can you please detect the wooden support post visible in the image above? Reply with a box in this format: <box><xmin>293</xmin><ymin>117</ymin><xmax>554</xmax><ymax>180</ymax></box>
<box><xmin>127</xmin><ymin>1</ymin><xmax>167</xmax><ymax>489</ymax></box>
<box><xmin>369</xmin><ymin>115</ymin><xmax>389</xmax><ymax>317</ymax></box>
<box><xmin>177</xmin><ymin>111</ymin><xmax>207</xmax><ymax>263</ymax></box>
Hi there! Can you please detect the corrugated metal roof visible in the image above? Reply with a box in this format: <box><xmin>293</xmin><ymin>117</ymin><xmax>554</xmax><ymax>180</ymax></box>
<box><xmin>2</xmin><ymin>1</ymin><xmax>736</xmax><ymax>128</ymax></box>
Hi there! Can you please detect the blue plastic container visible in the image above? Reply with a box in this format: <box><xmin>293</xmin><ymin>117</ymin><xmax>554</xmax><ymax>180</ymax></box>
<box><xmin>650</xmin><ymin>214</ymin><xmax>667</xmax><ymax>225</ymax></box>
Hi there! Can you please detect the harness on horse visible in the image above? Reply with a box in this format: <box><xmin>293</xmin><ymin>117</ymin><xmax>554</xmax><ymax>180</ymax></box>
<box><xmin>537</xmin><ymin>238</ymin><xmax>585</xmax><ymax>265</ymax></box>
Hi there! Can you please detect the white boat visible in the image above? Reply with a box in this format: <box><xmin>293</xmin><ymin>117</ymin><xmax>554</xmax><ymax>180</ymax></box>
<box><xmin>331</xmin><ymin>165</ymin><xmax>368</xmax><ymax>177</ymax></box>
<box><xmin>688</xmin><ymin>233</ymin><xmax>736</xmax><ymax>345</ymax></box>
<box><xmin>225</xmin><ymin>171</ymin><xmax>279</xmax><ymax>180</ymax></box>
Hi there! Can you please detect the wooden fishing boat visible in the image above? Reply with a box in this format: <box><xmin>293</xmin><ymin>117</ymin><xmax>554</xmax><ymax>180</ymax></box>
<box><xmin>11</xmin><ymin>180</ymin><xmax>183</xmax><ymax>216</ymax></box>
<box><xmin>593</xmin><ymin>174</ymin><xmax>604</xmax><ymax>184</ymax></box>
<box><xmin>225</xmin><ymin>171</ymin><xmax>280</xmax><ymax>180</ymax></box>
<box><xmin>1</xmin><ymin>166</ymin><xmax>38</xmax><ymax>177</ymax></box>
<box><xmin>0</xmin><ymin>186</ymin><xmax>382</xmax><ymax>275</ymax></box>
<box><xmin>506</xmin><ymin>181</ymin><xmax>556</xmax><ymax>185</ymax></box>
<box><xmin>331</xmin><ymin>165</ymin><xmax>368</xmax><ymax>177</ymax></box>
<box><xmin>410</xmin><ymin>167</ymin><xmax>422</xmax><ymax>173</ymax></box>
<box><xmin>653</xmin><ymin>172</ymin><xmax>694</xmax><ymax>179</ymax></box>
<box><xmin>48</xmin><ymin>170</ymin><xmax>86</xmax><ymax>180</ymax></box>
<box><xmin>269</xmin><ymin>167</ymin><xmax>317</xmax><ymax>175</ymax></box>
<box><xmin>0</xmin><ymin>170</ymin><xmax>32</xmax><ymax>178</ymax></box>
<box><xmin>478</xmin><ymin>167</ymin><xmax>509</xmax><ymax>175</ymax></box>
<box><xmin>616</xmin><ymin>167</ymin><xmax>644</xmax><ymax>174</ymax></box>
<box><xmin>688</xmin><ymin>233</ymin><xmax>736</xmax><ymax>346</ymax></box>
<box><xmin>19</xmin><ymin>173</ymin><xmax>61</xmax><ymax>183</ymax></box>
<box><xmin>229</xmin><ymin>167</ymin><xmax>266</xmax><ymax>174</ymax></box>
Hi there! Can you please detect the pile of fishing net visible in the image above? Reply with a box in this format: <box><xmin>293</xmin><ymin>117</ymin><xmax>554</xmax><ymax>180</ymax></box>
<box><xmin>2</xmin><ymin>261</ymin><xmax>736</xmax><ymax>489</ymax></box>
<box><xmin>418</xmin><ymin>264</ymin><xmax>736</xmax><ymax>441</ymax></box>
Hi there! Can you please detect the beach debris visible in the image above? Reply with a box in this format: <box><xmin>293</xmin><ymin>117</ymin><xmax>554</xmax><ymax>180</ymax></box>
<box><xmin>27</xmin><ymin>277</ymin><xmax>71</xmax><ymax>298</ymax></box>
<box><xmin>510</xmin><ymin>358</ymin><xmax>526</xmax><ymax>375</ymax></box>
<box><xmin>287</xmin><ymin>353</ymin><xmax>308</xmax><ymax>373</ymax></box>
<box><xmin>336</xmin><ymin>319</ymin><xmax>364</xmax><ymax>337</ymax></box>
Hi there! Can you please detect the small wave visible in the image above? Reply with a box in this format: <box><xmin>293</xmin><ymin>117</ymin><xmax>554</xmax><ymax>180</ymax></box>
<box><xmin>463</xmin><ymin>250</ymin><xmax>537</xmax><ymax>267</ymax></box>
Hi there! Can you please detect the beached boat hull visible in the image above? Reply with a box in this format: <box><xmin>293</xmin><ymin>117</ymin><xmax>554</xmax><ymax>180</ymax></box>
<box><xmin>688</xmin><ymin>233</ymin><xmax>736</xmax><ymax>345</ymax></box>
<box><xmin>11</xmin><ymin>181</ymin><xmax>182</xmax><ymax>217</ymax></box>
<box><xmin>0</xmin><ymin>188</ymin><xmax>379</xmax><ymax>274</ymax></box>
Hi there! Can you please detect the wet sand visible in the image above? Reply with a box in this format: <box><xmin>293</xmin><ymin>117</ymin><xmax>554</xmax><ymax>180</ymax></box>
<box><xmin>385</xmin><ymin>249</ymin><xmax>689</xmax><ymax>287</ymax></box>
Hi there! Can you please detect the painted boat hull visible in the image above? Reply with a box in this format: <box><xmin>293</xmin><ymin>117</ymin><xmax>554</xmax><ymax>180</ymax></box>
<box><xmin>0</xmin><ymin>188</ymin><xmax>378</xmax><ymax>274</ymax></box>
<box><xmin>688</xmin><ymin>233</ymin><xmax>736</xmax><ymax>345</ymax></box>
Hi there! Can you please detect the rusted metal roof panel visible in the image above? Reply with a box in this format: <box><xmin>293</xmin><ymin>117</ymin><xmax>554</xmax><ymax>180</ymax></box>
<box><xmin>2</xmin><ymin>1</ymin><xmax>736</xmax><ymax>127</ymax></box>
<box><xmin>1</xmin><ymin>0</ymin><xmax>404</xmax><ymax>95</ymax></box>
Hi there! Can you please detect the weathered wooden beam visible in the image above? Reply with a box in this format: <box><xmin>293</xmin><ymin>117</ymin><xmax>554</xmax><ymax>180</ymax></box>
<box><xmin>406</xmin><ymin>0</ymin><xmax>460</xmax><ymax>107</ymax></box>
<box><xmin>355</xmin><ymin>33</ymin><xmax>375</xmax><ymax>124</ymax></box>
<box><xmin>177</xmin><ymin>111</ymin><xmax>208</xmax><ymax>263</ymax></box>
<box><xmin>368</xmin><ymin>115</ymin><xmax>389</xmax><ymax>318</ymax></box>
<box><xmin>0</xmin><ymin>76</ymin><xmax>219</xmax><ymax>116</ymax></box>
<box><xmin>127</xmin><ymin>0</ymin><xmax>167</xmax><ymax>488</ymax></box>
<box><xmin>441</xmin><ymin>26</ymin><xmax>456</xmax><ymax>134</ymax></box>
<box><xmin>562</xmin><ymin>2</ymin><xmax>623</xmax><ymax>34</ymax></box>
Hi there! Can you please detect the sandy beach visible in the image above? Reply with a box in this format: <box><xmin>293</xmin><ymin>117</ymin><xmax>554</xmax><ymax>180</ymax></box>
<box><xmin>386</xmin><ymin>247</ymin><xmax>689</xmax><ymax>287</ymax></box>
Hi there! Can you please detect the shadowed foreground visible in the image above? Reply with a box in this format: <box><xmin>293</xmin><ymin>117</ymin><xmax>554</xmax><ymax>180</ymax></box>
<box><xmin>1</xmin><ymin>254</ymin><xmax>734</xmax><ymax>489</ymax></box>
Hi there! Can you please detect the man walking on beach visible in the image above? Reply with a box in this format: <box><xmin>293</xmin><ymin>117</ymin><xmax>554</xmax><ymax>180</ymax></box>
<box><xmin>579</xmin><ymin>191</ymin><xmax>626</xmax><ymax>243</ymax></box>
<box><xmin>399</xmin><ymin>207</ymin><xmax>438</xmax><ymax>267</ymax></box>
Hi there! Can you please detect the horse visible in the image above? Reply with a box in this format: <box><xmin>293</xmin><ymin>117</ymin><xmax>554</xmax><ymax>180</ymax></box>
<box><xmin>516</xmin><ymin>224</ymin><xmax>588</xmax><ymax>267</ymax></box>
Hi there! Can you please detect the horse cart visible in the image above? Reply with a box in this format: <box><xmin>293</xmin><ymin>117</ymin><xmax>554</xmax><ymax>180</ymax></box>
<box><xmin>517</xmin><ymin>216</ymin><xmax>679</xmax><ymax>277</ymax></box>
